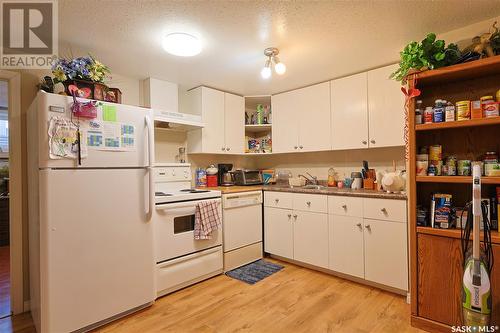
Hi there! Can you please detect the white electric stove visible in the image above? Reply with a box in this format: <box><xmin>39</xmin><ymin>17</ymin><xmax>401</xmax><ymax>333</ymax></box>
<box><xmin>153</xmin><ymin>164</ymin><xmax>223</xmax><ymax>297</ymax></box>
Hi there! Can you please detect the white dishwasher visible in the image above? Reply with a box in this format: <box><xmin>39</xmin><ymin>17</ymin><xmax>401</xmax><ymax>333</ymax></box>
<box><xmin>222</xmin><ymin>191</ymin><xmax>263</xmax><ymax>272</ymax></box>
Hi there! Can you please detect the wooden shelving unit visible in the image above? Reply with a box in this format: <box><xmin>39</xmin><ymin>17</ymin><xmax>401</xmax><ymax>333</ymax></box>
<box><xmin>415</xmin><ymin>116</ymin><xmax>500</xmax><ymax>131</ymax></box>
<box><xmin>408</xmin><ymin>56</ymin><xmax>500</xmax><ymax>332</ymax></box>
<box><xmin>416</xmin><ymin>176</ymin><xmax>500</xmax><ymax>184</ymax></box>
<box><xmin>417</xmin><ymin>227</ymin><xmax>500</xmax><ymax>244</ymax></box>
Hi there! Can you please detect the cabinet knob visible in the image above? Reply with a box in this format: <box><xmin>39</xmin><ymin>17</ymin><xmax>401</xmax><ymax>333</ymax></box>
<box><xmin>365</xmin><ymin>224</ymin><xmax>371</xmax><ymax>229</ymax></box>
<box><xmin>381</xmin><ymin>208</ymin><xmax>387</xmax><ymax>213</ymax></box>
<box><xmin>306</xmin><ymin>201</ymin><xmax>311</xmax><ymax>206</ymax></box>
<box><xmin>226</xmin><ymin>147</ymin><xmax>231</xmax><ymax>151</ymax></box>
<box><xmin>293</xmin><ymin>214</ymin><xmax>298</xmax><ymax>219</ymax></box>
<box><xmin>342</xmin><ymin>204</ymin><xmax>347</xmax><ymax>209</ymax></box>
<box><xmin>362</xmin><ymin>140</ymin><xmax>367</xmax><ymax>145</ymax></box>
<box><xmin>221</xmin><ymin>147</ymin><xmax>226</xmax><ymax>151</ymax></box>
<box><xmin>294</xmin><ymin>146</ymin><xmax>298</xmax><ymax>149</ymax></box>
<box><xmin>356</xmin><ymin>223</ymin><xmax>362</xmax><ymax>228</ymax></box>
<box><xmin>287</xmin><ymin>213</ymin><xmax>292</xmax><ymax>218</ymax></box>
<box><xmin>275</xmin><ymin>198</ymin><xmax>279</xmax><ymax>203</ymax></box>
<box><xmin>370</xmin><ymin>139</ymin><xmax>376</xmax><ymax>144</ymax></box>
<box><xmin>299</xmin><ymin>145</ymin><xmax>303</xmax><ymax>149</ymax></box>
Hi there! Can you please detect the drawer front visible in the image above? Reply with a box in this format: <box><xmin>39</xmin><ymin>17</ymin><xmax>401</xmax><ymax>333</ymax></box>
<box><xmin>264</xmin><ymin>191</ymin><xmax>293</xmax><ymax>209</ymax></box>
<box><xmin>293</xmin><ymin>193</ymin><xmax>328</xmax><ymax>213</ymax></box>
<box><xmin>328</xmin><ymin>196</ymin><xmax>363</xmax><ymax>217</ymax></box>
<box><xmin>156</xmin><ymin>246</ymin><xmax>223</xmax><ymax>297</ymax></box>
<box><xmin>363</xmin><ymin>198</ymin><xmax>406</xmax><ymax>223</ymax></box>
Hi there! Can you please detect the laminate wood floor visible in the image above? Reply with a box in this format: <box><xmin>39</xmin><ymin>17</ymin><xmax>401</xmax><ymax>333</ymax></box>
<box><xmin>2</xmin><ymin>259</ymin><xmax>423</xmax><ymax>333</ymax></box>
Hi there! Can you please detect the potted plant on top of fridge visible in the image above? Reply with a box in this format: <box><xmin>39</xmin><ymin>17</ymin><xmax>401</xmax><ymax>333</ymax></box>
<box><xmin>51</xmin><ymin>55</ymin><xmax>111</xmax><ymax>101</ymax></box>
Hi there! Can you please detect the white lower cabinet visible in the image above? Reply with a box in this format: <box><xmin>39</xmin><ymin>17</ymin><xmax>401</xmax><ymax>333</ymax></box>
<box><xmin>264</xmin><ymin>207</ymin><xmax>294</xmax><ymax>258</ymax></box>
<box><xmin>264</xmin><ymin>191</ymin><xmax>408</xmax><ymax>292</ymax></box>
<box><xmin>294</xmin><ymin>211</ymin><xmax>328</xmax><ymax>268</ymax></box>
<box><xmin>328</xmin><ymin>215</ymin><xmax>364</xmax><ymax>278</ymax></box>
<box><xmin>363</xmin><ymin>218</ymin><xmax>408</xmax><ymax>290</ymax></box>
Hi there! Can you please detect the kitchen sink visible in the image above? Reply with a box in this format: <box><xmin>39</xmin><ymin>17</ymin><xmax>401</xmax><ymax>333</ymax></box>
<box><xmin>301</xmin><ymin>185</ymin><xmax>326</xmax><ymax>190</ymax></box>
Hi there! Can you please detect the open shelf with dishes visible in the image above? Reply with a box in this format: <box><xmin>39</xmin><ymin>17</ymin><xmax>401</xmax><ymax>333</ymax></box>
<box><xmin>408</xmin><ymin>56</ymin><xmax>500</xmax><ymax>331</ymax></box>
<box><xmin>244</xmin><ymin>95</ymin><xmax>272</xmax><ymax>154</ymax></box>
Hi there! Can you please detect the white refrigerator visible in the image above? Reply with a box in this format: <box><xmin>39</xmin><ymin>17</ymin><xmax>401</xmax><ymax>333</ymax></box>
<box><xmin>27</xmin><ymin>92</ymin><xmax>156</xmax><ymax>333</ymax></box>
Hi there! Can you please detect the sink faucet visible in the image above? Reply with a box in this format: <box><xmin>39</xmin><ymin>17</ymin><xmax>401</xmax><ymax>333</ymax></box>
<box><xmin>298</xmin><ymin>172</ymin><xmax>318</xmax><ymax>185</ymax></box>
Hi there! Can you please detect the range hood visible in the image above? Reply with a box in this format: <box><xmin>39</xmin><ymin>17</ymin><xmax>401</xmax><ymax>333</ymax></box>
<box><xmin>142</xmin><ymin>77</ymin><xmax>204</xmax><ymax>131</ymax></box>
<box><xmin>153</xmin><ymin>109</ymin><xmax>204</xmax><ymax>130</ymax></box>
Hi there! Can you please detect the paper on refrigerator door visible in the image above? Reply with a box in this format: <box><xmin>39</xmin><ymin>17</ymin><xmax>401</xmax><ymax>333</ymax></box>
<box><xmin>84</xmin><ymin>120</ymin><xmax>136</xmax><ymax>151</ymax></box>
<box><xmin>48</xmin><ymin>116</ymin><xmax>88</xmax><ymax>159</ymax></box>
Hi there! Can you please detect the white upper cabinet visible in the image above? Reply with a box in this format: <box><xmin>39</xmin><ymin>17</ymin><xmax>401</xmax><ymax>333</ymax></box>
<box><xmin>367</xmin><ymin>64</ymin><xmax>405</xmax><ymax>148</ymax></box>
<box><xmin>297</xmin><ymin>82</ymin><xmax>331</xmax><ymax>152</ymax></box>
<box><xmin>224</xmin><ymin>93</ymin><xmax>245</xmax><ymax>154</ymax></box>
<box><xmin>331</xmin><ymin>72</ymin><xmax>369</xmax><ymax>150</ymax></box>
<box><xmin>272</xmin><ymin>82</ymin><xmax>331</xmax><ymax>153</ymax></box>
<box><xmin>187</xmin><ymin>87</ymin><xmax>244</xmax><ymax>154</ymax></box>
<box><xmin>271</xmin><ymin>90</ymin><xmax>299</xmax><ymax>153</ymax></box>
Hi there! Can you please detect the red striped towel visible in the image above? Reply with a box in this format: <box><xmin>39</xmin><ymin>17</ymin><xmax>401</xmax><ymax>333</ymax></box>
<box><xmin>194</xmin><ymin>200</ymin><xmax>221</xmax><ymax>240</ymax></box>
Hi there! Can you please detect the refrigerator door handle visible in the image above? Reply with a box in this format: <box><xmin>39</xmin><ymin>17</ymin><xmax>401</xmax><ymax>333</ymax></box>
<box><xmin>145</xmin><ymin>115</ymin><xmax>154</xmax><ymax>218</ymax></box>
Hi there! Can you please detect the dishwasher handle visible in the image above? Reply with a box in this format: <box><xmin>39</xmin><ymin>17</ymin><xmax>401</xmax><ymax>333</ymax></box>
<box><xmin>223</xmin><ymin>191</ymin><xmax>263</xmax><ymax>208</ymax></box>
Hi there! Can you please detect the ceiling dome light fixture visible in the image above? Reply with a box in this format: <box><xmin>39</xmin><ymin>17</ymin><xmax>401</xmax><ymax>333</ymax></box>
<box><xmin>261</xmin><ymin>47</ymin><xmax>286</xmax><ymax>79</ymax></box>
<box><xmin>162</xmin><ymin>32</ymin><xmax>202</xmax><ymax>57</ymax></box>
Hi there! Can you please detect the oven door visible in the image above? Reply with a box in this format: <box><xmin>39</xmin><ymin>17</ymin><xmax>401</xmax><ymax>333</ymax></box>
<box><xmin>154</xmin><ymin>198</ymin><xmax>222</xmax><ymax>262</ymax></box>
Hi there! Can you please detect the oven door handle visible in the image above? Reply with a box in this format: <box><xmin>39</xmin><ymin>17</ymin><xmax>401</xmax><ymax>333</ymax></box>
<box><xmin>155</xmin><ymin>199</ymin><xmax>221</xmax><ymax>211</ymax></box>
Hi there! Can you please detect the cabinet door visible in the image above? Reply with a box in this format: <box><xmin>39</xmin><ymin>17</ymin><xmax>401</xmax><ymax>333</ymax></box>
<box><xmin>264</xmin><ymin>207</ymin><xmax>293</xmax><ymax>259</ymax></box>
<box><xmin>367</xmin><ymin>64</ymin><xmax>405</xmax><ymax>148</ymax></box>
<box><xmin>331</xmin><ymin>73</ymin><xmax>368</xmax><ymax>150</ymax></box>
<box><xmin>271</xmin><ymin>90</ymin><xmax>299</xmax><ymax>153</ymax></box>
<box><xmin>297</xmin><ymin>82</ymin><xmax>331</xmax><ymax>152</ymax></box>
<box><xmin>293</xmin><ymin>211</ymin><xmax>328</xmax><ymax>268</ymax></box>
<box><xmin>329</xmin><ymin>215</ymin><xmax>364</xmax><ymax>278</ymax></box>
<box><xmin>363</xmin><ymin>218</ymin><xmax>408</xmax><ymax>290</ymax></box>
<box><xmin>224</xmin><ymin>93</ymin><xmax>244</xmax><ymax>154</ymax></box>
<box><xmin>201</xmin><ymin>87</ymin><xmax>225</xmax><ymax>153</ymax></box>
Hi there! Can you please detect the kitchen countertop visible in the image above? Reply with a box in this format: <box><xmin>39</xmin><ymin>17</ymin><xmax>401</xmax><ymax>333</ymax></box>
<box><xmin>199</xmin><ymin>185</ymin><xmax>406</xmax><ymax>200</ymax></box>
<box><xmin>263</xmin><ymin>185</ymin><xmax>407</xmax><ymax>200</ymax></box>
<box><xmin>200</xmin><ymin>185</ymin><xmax>263</xmax><ymax>194</ymax></box>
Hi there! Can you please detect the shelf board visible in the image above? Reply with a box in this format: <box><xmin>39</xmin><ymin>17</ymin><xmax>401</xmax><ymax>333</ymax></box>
<box><xmin>417</xmin><ymin>226</ymin><xmax>500</xmax><ymax>244</ymax></box>
<box><xmin>411</xmin><ymin>55</ymin><xmax>500</xmax><ymax>86</ymax></box>
<box><xmin>415</xmin><ymin>116</ymin><xmax>500</xmax><ymax>131</ymax></box>
<box><xmin>416</xmin><ymin>176</ymin><xmax>500</xmax><ymax>184</ymax></box>
<box><xmin>245</xmin><ymin>124</ymin><xmax>272</xmax><ymax>132</ymax></box>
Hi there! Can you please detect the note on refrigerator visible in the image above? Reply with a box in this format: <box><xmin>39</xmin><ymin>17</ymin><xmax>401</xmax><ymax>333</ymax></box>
<box><xmin>83</xmin><ymin>120</ymin><xmax>135</xmax><ymax>151</ymax></box>
<box><xmin>48</xmin><ymin>116</ymin><xmax>88</xmax><ymax>159</ymax></box>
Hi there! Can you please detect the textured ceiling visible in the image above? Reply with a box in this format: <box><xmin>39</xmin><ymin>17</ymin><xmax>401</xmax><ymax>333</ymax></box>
<box><xmin>58</xmin><ymin>1</ymin><xmax>500</xmax><ymax>95</ymax></box>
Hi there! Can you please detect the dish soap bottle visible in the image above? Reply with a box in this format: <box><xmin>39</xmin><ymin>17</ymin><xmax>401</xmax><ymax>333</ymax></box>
<box><xmin>328</xmin><ymin>168</ymin><xmax>336</xmax><ymax>187</ymax></box>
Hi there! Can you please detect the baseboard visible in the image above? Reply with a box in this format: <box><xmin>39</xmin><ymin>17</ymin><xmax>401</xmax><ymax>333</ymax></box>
<box><xmin>411</xmin><ymin>315</ymin><xmax>451</xmax><ymax>333</ymax></box>
<box><xmin>23</xmin><ymin>300</ymin><xmax>30</xmax><ymax>312</ymax></box>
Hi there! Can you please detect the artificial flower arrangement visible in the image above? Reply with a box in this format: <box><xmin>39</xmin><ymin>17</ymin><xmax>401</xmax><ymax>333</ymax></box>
<box><xmin>42</xmin><ymin>55</ymin><xmax>121</xmax><ymax>103</ymax></box>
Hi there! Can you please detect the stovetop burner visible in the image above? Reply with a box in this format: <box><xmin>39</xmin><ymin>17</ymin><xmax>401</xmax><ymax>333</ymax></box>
<box><xmin>155</xmin><ymin>192</ymin><xmax>173</xmax><ymax>197</ymax></box>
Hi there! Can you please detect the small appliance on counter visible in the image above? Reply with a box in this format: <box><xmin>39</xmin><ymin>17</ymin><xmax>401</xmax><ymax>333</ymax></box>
<box><xmin>233</xmin><ymin>169</ymin><xmax>263</xmax><ymax>186</ymax></box>
<box><xmin>206</xmin><ymin>164</ymin><xmax>218</xmax><ymax>187</ymax></box>
<box><xmin>218</xmin><ymin>163</ymin><xmax>234</xmax><ymax>186</ymax></box>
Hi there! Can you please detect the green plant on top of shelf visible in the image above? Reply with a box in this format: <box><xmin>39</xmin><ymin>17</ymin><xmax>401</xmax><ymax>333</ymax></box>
<box><xmin>391</xmin><ymin>33</ymin><xmax>461</xmax><ymax>82</ymax></box>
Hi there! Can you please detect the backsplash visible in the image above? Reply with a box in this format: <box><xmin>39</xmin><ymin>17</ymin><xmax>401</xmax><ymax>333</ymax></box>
<box><xmin>253</xmin><ymin>146</ymin><xmax>406</xmax><ymax>181</ymax></box>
